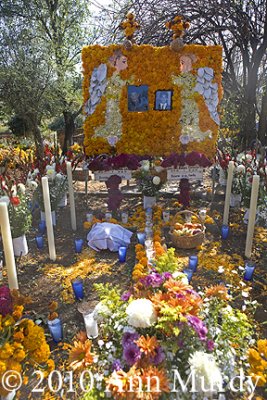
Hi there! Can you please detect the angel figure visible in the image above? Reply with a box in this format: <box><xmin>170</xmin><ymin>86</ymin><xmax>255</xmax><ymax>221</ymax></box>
<box><xmin>172</xmin><ymin>53</ymin><xmax>219</xmax><ymax>144</ymax></box>
<box><xmin>84</xmin><ymin>50</ymin><xmax>129</xmax><ymax>146</ymax></box>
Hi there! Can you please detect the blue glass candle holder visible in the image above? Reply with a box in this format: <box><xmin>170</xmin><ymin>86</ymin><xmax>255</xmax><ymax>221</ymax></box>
<box><xmin>137</xmin><ymin>232</ymin><xmax>146</xmax><ymax>245</ymax></box>
<box><xmin>118</xmin><ymin>246</ymin><xmax>127</xmax><ymax>263</ymax></box>
<box><xmin>38</xmin><ymin>220</ymin><xmax>46</xmax><ymax>234</ymax></box>
<box><xmin>244</xmin><ymin>261</ymin><xmax>256</xmax><ymax>281</ymax></box>
<box><xmin>221</xmin><ymin>225</ymin><xmax>230</xmax><ymax>239</ymax></box>
<box><xmin>71</xmin><ymin>278</ymin><xmax>84</xmax><ymax>300</ymax></box>
<box><xmin>48</xmin><ymin>318</ymin><xmax>63</xmax><ymax>343</ymax></box>
<box><xmin>183</xmin><ymin>268</ymin><xmax>194</xmax><ymax>283</ymax></box>
<box><xmin>74</xmin><ymin>239</ymin><xmax>83</xmax><ymax>253</ymax></box>
<box><xmin>188</xmin><ymin>255</ymin><xmax>198</xmax><ymax>272</ymax></box>
<box><xmin>35</xmin><ymin>235</ymin><xmax>44</xmax><ymax>249</ymax></box>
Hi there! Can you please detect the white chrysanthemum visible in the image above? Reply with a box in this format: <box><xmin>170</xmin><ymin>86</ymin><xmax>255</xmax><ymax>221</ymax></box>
<box><xmin>17</xmin><ymin>183</ymin><xmax>26</xmax><ymax>194</ymax></box>
<box><xmin>126</xmin><ymin>299</ymin><xmax>157</xmax><ymax>328</ymax></box>
<box><xmin>152</xmin><ymin>176</ymin><xmax>161</xmax><ymax>185</ymax></box>
<box><xmin>189</xmin><ymin>351</ymin><xmax>223</xmax><ymax>395</ymax></box>
<box><xmin>28</xmin><ymin>180</ymin><xmax>38</xmax><ymax>189</ymax></box>
<box><xmin>93</xmin><ymin>301</ymin><xmax>111</xmax><ymax>322</ymax></box>
<box><xmin>237</xmin><ymin>164</ymin><xmax>245</xmax><ymax>174</ymax></box>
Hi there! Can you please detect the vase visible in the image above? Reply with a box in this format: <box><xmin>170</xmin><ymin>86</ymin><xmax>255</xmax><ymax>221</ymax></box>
<box><xmin>58</xmin><ymin>193</ymin><xmax>67</xmax><ymax>208</ymax></box>
<box><xmin>143</xmin><ymin>196</ymin><xmax>156</xmax><ymax>209</ymax></box>
<box><xmin>230</xmin><ymin>193</ymin><xmax>241</xmax><ymax>208</ymax></box>
<box><xmin>12</xmin><ymin>234</ymin><xmax>28</xmax><ymax>257</ymax></box>
<box><xmin>218</xmin><ymin>168</ymin><xmax>226</xmax><ymax>186</ymax></box>
<box><xmin>41</xmin><ymin>210</ymin><xmax>56</xmax><ymax>226</ymax></box>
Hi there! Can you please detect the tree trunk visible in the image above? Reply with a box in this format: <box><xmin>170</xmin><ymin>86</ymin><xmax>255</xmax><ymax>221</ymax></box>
<box><xmin>258</xmin><ymin>86</ymin><xmax>267</xmax><ymax>146</ymax></box>
<box><xmin>33</xmin><ymin>125</ymin><xmax>44</xmax><ymax>159</ymax></box>
<box><xmin>62</xmin><ymin>111</ymin><xmax>75</xmax><ymax>154</ymax></box>
<box><xmin>26</xmin><ymin>113</ymin><xmax>44</xmax><ymax>159</ymax></box>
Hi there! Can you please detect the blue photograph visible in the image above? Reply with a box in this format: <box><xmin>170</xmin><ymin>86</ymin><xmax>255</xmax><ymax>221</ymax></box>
<box><xmin>128</xmin><ymin>85</ymin><xmax>149</xmax><ymax>112</ymax></box>
<box><xmin>155</xmin><ymin>90</ymin><xmax>172</xmax><ymax>111</ymax></box>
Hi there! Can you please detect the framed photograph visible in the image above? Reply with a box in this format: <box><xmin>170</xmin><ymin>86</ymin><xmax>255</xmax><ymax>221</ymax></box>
<box><xmin>155</xmin><ymin>90</ymin><xmax>173</xmax><ymax>111</ymax></box>
<box><xmin>128</xmin><ymin>85</ymin><xmax>149</xmax><ymax>112</ymax></box>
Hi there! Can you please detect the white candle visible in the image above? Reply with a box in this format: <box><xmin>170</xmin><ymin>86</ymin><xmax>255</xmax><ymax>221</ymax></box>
<box><xmin>83</xmin><ymin>312</ymin><xmax>98</xmax><ymax>338</ymax></box>
<box><xmin>245</xmin><ymin>175</ymin><xmax>260</xmax><ymax>259</ymax></box>
<box><xmin>0</xmin><ymin>203</ymin><xmax>18</xmax><ymax>289</ymax></box>
<box><xmin>66</xmin><ymin>162</ymin><xmax>77</xmax><ymax>231</ymax></box>
<box><xmin>86</xmin><ymin>213</ymin><xmax>93</xmax><ymax>222</ymax></box>
<box><xmin>41</xmin><ymin>177</ymin><xmax>56</xmax><ymax>261</ymax></box>
<box><xmin>162</xmin><ymin>211</ymin><xmax>170</xmax><ymax>222</ymax></box>
<box><xmin>121</xmin><ymin>212</ymin><xmax>128</xmax><ymax>224</ymax></box>
<box><xmin>223</xmin><ymin>161</ymin><xmax>235</xmax><ymax>225</ymax></box>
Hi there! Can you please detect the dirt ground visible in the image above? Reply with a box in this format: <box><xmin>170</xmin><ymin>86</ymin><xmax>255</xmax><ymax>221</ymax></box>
<box><xmin>4</xmin><ymin>168</ymin><xmax>267</xmax><ymax>398</ymax></box>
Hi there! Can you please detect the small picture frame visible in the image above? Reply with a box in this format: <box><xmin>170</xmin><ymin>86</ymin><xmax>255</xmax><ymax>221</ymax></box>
<box><xmin>128</xmin><ymin>85</ymin><xmax>149</xmax><ymax>112</ymax></box>
<box><xmin>155</xmin><ymin>90</ymin><xmax>173</xmax><ymax>111</ymax></box>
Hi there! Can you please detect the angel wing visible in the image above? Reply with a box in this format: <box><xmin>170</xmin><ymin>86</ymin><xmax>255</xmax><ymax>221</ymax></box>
<box><xmin>84</xmin><ymin>63</ymin><xmax>108</xmax><ymax>116</ymax></box>
<box><xmin>194</xmin><ymin>67</ymin><xmax>220</xmax><ymax>125</ymax></box>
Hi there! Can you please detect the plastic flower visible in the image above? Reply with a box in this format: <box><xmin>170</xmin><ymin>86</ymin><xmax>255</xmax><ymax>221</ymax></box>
<box><xmin>187</xmin><ymin>315</ymin><xmax>208</xmax><ymax>341</ymax></box>
<box><xmin>126</xmin><ymin>299</ymin><xmax>157</xmax><ymax>328</ymax></box>
<box><xmin>122</xmin><ymin>331</ymin><xmax>139</xmax><ymax>347</ymax></box>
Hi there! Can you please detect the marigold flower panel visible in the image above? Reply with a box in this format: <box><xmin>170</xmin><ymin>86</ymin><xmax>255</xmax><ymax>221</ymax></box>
<box><xmin>82</xmin><ymin>44</ymin><xmax>222</xmax><ymax>158</ymax></box>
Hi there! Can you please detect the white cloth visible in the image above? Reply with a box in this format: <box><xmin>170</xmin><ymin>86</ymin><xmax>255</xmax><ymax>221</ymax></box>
<box><xmin>87</xmin><ymin>222</ymin><xmax>133</xmax><ymax>252</ymax></box>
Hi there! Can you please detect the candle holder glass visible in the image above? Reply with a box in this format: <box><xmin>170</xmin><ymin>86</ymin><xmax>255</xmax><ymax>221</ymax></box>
<box><xmin>74</xmin><ymin>239</ymin><xmax>83</xmax><ymax>253</ymax></box>
<box><xmin>183</xmin><ymin>268</ymin><xmax>194</xmax><ymax>283</ymax></box>
<box><xmin>188</xmin><ymin>255</ymin><xmax>198</xmax><ymax>272</ymax></box>
<box><xmin>48</xmin><ymin>318</ymin><xmax>63</xmax><ymax>343</ymax></box>
<box><xmin>244</xmin><ymin>261</ymin><xmax>255</xmax><ymax>281</ymax></box>
<box><xmin>35</xmin><ymin>235</ymin><xmax>44</xmax><ymax>250</ymax></box>
<box><xmin>38</xmin><ymin>221</ymin><xmax>46</xmax><ymax>234</ymax></box>
<box><xmin>105</xmin><ymin>212</ymin><xmax>112</xmax><ymax>222</ymax></box>
<box><xmin>221</xmin><ymin>225</ymin><xmax>230</xmax><ymax>240</ymax></box>
<box><xmin>71</xmin><ymin>278</ymin><xmax>84</xmax><ymax>300</ymax></box>
<box><xmin>137</xmin><ymin>232</ymin><xmax>146</xmax><ymax>245</ymax></box>
<box><xmin>83</xmin><ymin>312</ymin><xmax>98</xmax><ymax>339</ymax></box>
<box><xmin>118</xmin><ymin>246</ymin><xmax>127</xmax><ymax>263</ymax></box>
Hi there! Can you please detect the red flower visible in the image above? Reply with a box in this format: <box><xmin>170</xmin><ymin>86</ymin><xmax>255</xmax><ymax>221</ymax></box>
<box><xmin>10</xmin><ymin>196</ymin><xmax>20</xmax><ymax>206</ymax></box>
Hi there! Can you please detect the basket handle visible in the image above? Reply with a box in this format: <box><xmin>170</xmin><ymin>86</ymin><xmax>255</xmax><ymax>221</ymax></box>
<box><xmin>172</xmin><ymin>210</ymin><xmax>204</xmax><ymax>230</ymax></box>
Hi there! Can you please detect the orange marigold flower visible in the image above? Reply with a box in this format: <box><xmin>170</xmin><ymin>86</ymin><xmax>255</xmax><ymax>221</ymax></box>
<box><xmin>76</xmin><ymin>331</ymin><xmax>88</xmax><ymax>343</ymax></box>
<box><xmin>136</xmin><ymin>335</ymin><xmax>159</xmax><ymax>357</ymax></box>
<box><xmin>12</xmin><ymin>305</ymin><xmax>24</xmax><ymax>321</ymax></box>
<box><xmin>68</xmin><ymin>340</ymin><xmax>94</xmax><ymax>371</ymax></box>
<box><xmin>48</xmin><ymin>301</ymin><xmax>58</xmax><ymax>312</ymax></box>
<box><xmin>205</xmin><ymin>285</ymin><xmax>229</xmax><ymax>301</ymax></box>
<box><xmin>13</xmin><ymin>331</ymin><xmax>24</xmax><ymax>343</ymax></box>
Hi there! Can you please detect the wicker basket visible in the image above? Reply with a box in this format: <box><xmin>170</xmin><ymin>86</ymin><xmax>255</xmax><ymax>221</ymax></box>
<box><xmin>170</xmin><ymin>210</ymin><xmax>205</xmax><ymax>249</ymax></box>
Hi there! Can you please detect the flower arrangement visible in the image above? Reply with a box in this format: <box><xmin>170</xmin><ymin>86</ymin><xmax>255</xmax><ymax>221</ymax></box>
<box><xmin>67</xmin><ymin>272</ymin><xmax>258</xmax><ymax>399</ymax></box>
<box><xmin>0</xmin><ymin>287</ymin><xmax>54</xmax><ymax>397</ymax></box>
<box><xmin>31</xmin><ymin>165</ymin><xmax>68</xmax><ymax>212</ymax></box>
<box><xmin>82</xmin><ymin>43</ymin><xmax>222</xmax><ymax>158</ymax></box>
<box><xmin>119</xmin><ymin>13</ymin><xmax>140</xmax><ymax>41</ymax></box>
<box><xmin>165</xmin><ymin>15</ymin><xmax>190</xmax><ymax>39</ymax></box>
<box><xmin>0</xmin><ymin>179</ymin><xmax>32</xmax><ymax>238</ymax></box>
<box><xmin>134</xmin><ymin>162</ymin><xmax>165</xmax><ymax>197</ymax></box>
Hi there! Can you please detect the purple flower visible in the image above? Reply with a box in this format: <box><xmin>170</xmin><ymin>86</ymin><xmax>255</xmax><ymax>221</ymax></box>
<box><xmin>187</xmin><ymin>315</ymin><xmax>208</xmax><ymax>341</ymax></box>
<box><xmin>112</xmin><ymin>359</ymin><xmax>123</xmax><ymax>371</ymax></box>
<box><xmin>122</xmin><ymin>331</ymin><xmax>139</xmax><ymax>347</ymax></box>
<box><xmin>206</xmin><ymin>339</ymin><xmax>215</xmax><ymax>351</ymax></box>
<box><xmin>141</xmin><ymin>272</ymin><xmax>164</xmax><ymax>288</ymax></box>
<box><xmin>162</xmin><ymin>272</ymin><xmax>172</xmax><ymax>280</ymax></box>
<box><xmin>121</xmin><ymin>291</ymin><xmax>132</xmax><ymax>301</ymax></box>
<box><xmin>123</xmin><ymin>343</ymin><xmax>141</xmax><ymax>366</ymax></box>
<box><xmin>0</xmin><ymin>285</ymin><xmax>13</xmax><ymax>317</ymax></box>
<box><xmin>151</xmin><ymin>346</ymin><xmax>165</xmax><ymax>365</ymax></box>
